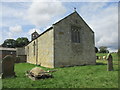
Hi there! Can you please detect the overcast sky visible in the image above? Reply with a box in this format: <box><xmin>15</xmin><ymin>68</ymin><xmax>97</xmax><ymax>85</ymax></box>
<box><xmin>0</xmin><ymin>0</ymin><xmax>119</xmax><ymax>52</ymax></box>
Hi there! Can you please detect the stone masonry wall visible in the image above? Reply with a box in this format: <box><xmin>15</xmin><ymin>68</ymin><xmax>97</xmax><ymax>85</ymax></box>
<box><xmin>16</xmin><ymin>47</ymin><xmax>26</xmax><ymax>56</ymax></box>
<box><xmin>26</xmin><ymin>40</ymin><xmax>36</xmax><ymax>64</ymax></box>
<box><xmin>37</xmin><ymin>29</ymin><xmax>54</xmax><ymax>68</ymax></box>
<box><xmin>54</xmin><ymin>12</ymin><xmax>96</xmax><ymax>67</ymax></box>
<box><xmin>26</xmin><ymin>29</ymin><xmax>54</xmax><ymax>68</ymax></box>
<box><xmin>16</xmin><ymin>47</ymin><xmax>26</xmax><ymax>62</ymax></box>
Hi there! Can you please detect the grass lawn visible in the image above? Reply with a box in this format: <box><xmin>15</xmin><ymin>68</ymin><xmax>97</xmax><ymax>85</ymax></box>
<box><xmin>2</xmin><ymin>53</ymin><xmax>118</xmax><ymax>88</ymax></box>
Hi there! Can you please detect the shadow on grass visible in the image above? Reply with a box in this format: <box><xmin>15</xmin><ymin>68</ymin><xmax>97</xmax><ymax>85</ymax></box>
<box><xmin>114</xmin><ymin>69</ymin><xmax>119</xmax><ymax>71</ymax></box>
<box><xmin>96</xmin><ymin>63</ymin><xmax>107</xmax><ymax>65</ymax></box>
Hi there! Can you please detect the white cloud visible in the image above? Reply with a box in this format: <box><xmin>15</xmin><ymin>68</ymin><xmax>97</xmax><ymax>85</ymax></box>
<box><xmin>2</xmin><ymin>6</ymin><xmax>23</xmax><ymax>18</ymax></box>
<box><xmin>0</xmin><ymin>25</ymin><xmax>29</xmax><ymax>44</ymax></box>
<box><xmin>108</xmin><ymin>48</ymin><xmax>118</xmax><ymax>53</ymax></box>
<box><xmin>5</xmin><ymin>25</ymin><xmax>23</xmax><ymax>39</ymax></box>
<box><xmin>1</xmin><ymin>2</ymin><xmax>118</xmax><ymax>53</ymax></box>
<box><xmin>9</xmin><ymin>25</ymin><xmax>23</xmax><ymax>33</ymax></box>
<box><xmin>25</xmin><ymin>0</ymin><xmax>66</xmax><ymax>27</ymax></box>
<box><xmin>79</xmin><ymin>2</ymin><xmax>118</xmax><ymax>52</ymax></box>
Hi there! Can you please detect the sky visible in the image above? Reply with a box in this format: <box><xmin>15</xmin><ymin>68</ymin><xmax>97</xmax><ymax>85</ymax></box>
<box><xmin>0</xmin><ymin>0</ymin><xmax>119</xmax><ymax>52</ymax></box>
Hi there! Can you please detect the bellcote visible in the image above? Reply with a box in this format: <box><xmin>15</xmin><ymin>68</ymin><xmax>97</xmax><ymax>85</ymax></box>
<box><xmin>31</xmin><ymin>31</ymin><xmax>39</xmax><ymax>41</ymax></box>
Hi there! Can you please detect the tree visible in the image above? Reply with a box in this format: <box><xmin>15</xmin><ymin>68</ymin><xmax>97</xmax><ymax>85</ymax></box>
<box><xmin>95</xmin><ymin>47</ymin><xmax>98</xmax><ymax>53</ymax></box>
<box><xmin>16</xmin><ymin>37</ymin><xmax>29</xmax><ymax>47</ymax></box>
<box><xmin>99</xmin><ymin>46</ymin><xmax>109</xmax><ymax>53</ymax></box>
<box><xmin>2</xmin><ymin>37</ymin><xmax>29</xmax><ymax>48</ymax></box>
<box><xmin>2</xmin><ymin>39</ymin><xmax>16</xmax><ymax>48</ymax></box>
<box><xmin>106</xmin><ymin>50</ymin><xmax>109</xmax><ymax>53</ymax></box>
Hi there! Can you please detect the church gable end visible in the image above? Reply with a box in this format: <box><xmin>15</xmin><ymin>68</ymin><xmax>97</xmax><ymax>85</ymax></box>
<box><xmin>53</xmin><ymin>11</ymin><xmax>96</xmax><ymax>67</ymax></box>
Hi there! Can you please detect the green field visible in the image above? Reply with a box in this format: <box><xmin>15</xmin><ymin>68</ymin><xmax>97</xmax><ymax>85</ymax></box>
<box><xmin>2</xmin><ymin>53</ymin><xmax>118</xmax><ymax>88</ymax></box>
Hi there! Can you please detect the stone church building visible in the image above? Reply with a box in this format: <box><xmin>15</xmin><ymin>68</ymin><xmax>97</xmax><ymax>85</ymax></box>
<box><xmin>25</xmin><ymin>11</ymin><xmax>96</xmax><ymax>68</ymax></box>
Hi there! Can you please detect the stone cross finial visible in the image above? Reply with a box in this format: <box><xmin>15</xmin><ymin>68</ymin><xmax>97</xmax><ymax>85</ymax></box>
<box><xmin>74</xmin><ymin>7</ymin><xmax>76</xmax><ymax>12</ymax></box>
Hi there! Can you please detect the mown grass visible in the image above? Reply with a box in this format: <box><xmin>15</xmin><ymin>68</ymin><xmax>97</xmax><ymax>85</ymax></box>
<box><xmin>2</xmin><ymin>53</ymin><xmax>119</xmax><ymax>88</ymax></box>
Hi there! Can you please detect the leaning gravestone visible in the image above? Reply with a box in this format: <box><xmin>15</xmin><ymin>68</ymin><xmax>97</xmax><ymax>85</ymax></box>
<box><xmin>106</xmin><ymin>53</ymin><xmax>114</xmax><ymax>71</ymax></box>
<box><xmin>2</xmin><ymin>55</ymin><xmax>15</xmax><ymax>78</ymax></box>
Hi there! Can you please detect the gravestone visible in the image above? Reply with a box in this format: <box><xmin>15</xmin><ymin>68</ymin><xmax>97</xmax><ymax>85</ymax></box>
<box><xmin>106</xmin><ymin>53</ymin><xmax>114</xmax><ymax>71</ymax></box>
<box><xmin>2</xmin><ymin>55</ymin><xmax>15</xmax><ymax>78</ymax></box>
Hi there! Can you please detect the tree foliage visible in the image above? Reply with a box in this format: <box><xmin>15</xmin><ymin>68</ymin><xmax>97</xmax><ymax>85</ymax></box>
<box><xmin>2</xmin><ymin>39</ymin><xmax>16</xmax><ymax>48</ymax></box>
<box><xmin>16</xmin><ymin>37</ymin><xmax>29</xmax><ymax>47</ymax></box>
<box><xmin>2</xmin><ymin>37</ymin><xmax>29</xmax><ymax>48</ymax></box>
<box><xmin>99</xmin><ymin>46</ymin><xmax>109</xmax><ymax>53</ymax></box>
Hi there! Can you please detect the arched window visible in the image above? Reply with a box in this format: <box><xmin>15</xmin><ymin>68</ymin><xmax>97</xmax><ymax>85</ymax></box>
<box><xmin>71</xmin><ymin>26</ymin><xmax>80</xmax><ymax>43</ymax></box>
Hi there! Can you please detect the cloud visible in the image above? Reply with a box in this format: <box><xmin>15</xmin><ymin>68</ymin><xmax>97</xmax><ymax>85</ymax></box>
<box><xmin>0</xmin><ymin>25</ymin><xmax>30</xmax><ymax>44</ymax></box>
<box><xmin>4</xmin><ymin>25</ymin><xmax>23</xmax><ymax>39</ymax></box>
<box><xmin>1</xmin><ymin>25</ymin><xmax>23</xmax><ymax>40</ymax></box>
<box><xmin>1</xmin><ymin>2</ymin><xmax>32</xmax><ymax>28</ymax></box>
<box><xmin>25</xmin><ymin>0</ymin><xmax>66</xmax><ymax>27</ymax></box>
<box><xmin>2</xmin><ymin>5</ymin><xmax>23</xmax><ymax>18</ymax></box>
<box><xmin>1</xmin><ymin>2</ymin><xmax>118</xmax><ymax>53</ymax></box>
<box><xmin>9</xmin><ymin>25</ymin><xmax>23</xmax><ymax>33</ymax></box>
<box><xmin>79</xmin><ymin>2</ymin><xmax>107</xmax><ymax>16</ymax></box>
<box><xmin>79</xmin><ymin>2</ymin><xmax>118</xmax><ymax>52</ymax></box>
